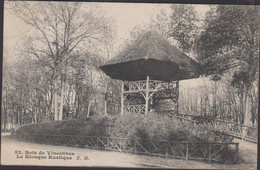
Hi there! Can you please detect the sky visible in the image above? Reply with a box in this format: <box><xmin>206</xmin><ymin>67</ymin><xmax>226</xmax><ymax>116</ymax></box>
<box><xmin>3</xmin><ymin>3</ymin><xmax>167</xmax><ymax>55</ymax></box>
<box><xmin>3</xmin><ymin>2</ymin><xmax>211</xmax><ymax>88</ymax></box>
<box><xmin>3</xmin><ymin>2</ymin><xmax>210</xmax><ymax>59</ymax></box>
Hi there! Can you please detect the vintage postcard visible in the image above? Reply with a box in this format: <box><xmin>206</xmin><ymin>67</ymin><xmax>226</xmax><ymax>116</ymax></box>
<box><xmin>2</xmin><ymin>1</ymin><xmax>258</xmax><ymax>169</ymax></box>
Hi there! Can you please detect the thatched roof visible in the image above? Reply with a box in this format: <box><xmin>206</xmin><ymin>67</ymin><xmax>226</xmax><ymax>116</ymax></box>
<box><xmin>100</xmin><ymin>31</ymin><xmax>201</xmax><ymax>81</ymax></box>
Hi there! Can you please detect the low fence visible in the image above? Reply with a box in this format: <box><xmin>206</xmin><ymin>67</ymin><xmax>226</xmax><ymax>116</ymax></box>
<box><xmin>158</xmin><ymin>111</ymin><xmax>257</xmax><ymax>143</ymax></box>
<box><xmin>212</xmin><ymin>119</ymin><xmax>258</xmax><ymax>142</ymax></box>
<box><xmin>16</xmin><ymin>133</ymin><xmax>239</xmax><ymax>163</ymax></box>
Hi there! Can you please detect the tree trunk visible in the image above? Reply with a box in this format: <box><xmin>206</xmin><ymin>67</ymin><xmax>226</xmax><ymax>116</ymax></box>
<box><xmin>2</xmin><ymin>98</ymin><xmax>7</xmax><ymax>129</ymax></box>
<box><xmin>18</xmin><ymin>111</ymin><xmax>20</xmax><ymax>126</ymax></box>
<box><xmin>94</xmin><ymin>97</ymin><xmax>98</xmax><ymax>114</ymax></box>
<box><xmin>54</xmin><ymin>79</ymin><xmax>58</xmax><ymax>121</ymax></box>
<box><xmin>32</xmin><ymin>113</ymin><xmax>34</xmax><ymax>123</ymax></box>
<box><xmin>59</xmin><ymin>78</ymin><xmax>65</xmax><ymax>121</ymax></box>
<box><xmin>242</xmin><ymin>87</ymin><xmax>251</xmax><ymax>139</ymax></box>
<box><xmin>243</xmin><ymin>91</ymin><xmax>251</xmax><ymax>126</ymax></box>
<box><xmin>104</xmin><ymin>83</ymin><xmax>107</xmax><ymax>115</ymax></box>
<box><xmin>34</xmin><ymin>112</ymin><xmax>37</xmax><ymax>123</ymax></box>
<box><xmin>213</xmin><ymin>81</ymin><xmax>217</xmax><ymax>118</ymax></box>
<box><xmin>200</xmin><ymin>97</ymin><xmax>203</xmax><ymax>116</ymax></box>
<box><xmin>87</xmin><ymin>100</ymin><xmax>91</xmax><ymax>117</ymax></box>
<box><xmin>240</xmin><ymin>93</ymin><xmax>244</xmax><ymax>124</ymax></box>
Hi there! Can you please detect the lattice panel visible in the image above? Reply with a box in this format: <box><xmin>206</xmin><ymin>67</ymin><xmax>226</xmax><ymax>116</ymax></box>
<box><xmin>123</xmin><ymin>105</ymin><xmax>146</xmax><ymax>114</ymax></box>
<box><xmin>148</xmin><ymin>80</ymin><xmax>164</xmax><ymax>90</ymax></box>
<box><xmin>120</xmin><ymin>79</ymin><xmax>179</xmax><ymax>115</ymax></box>
<box><xmin>124</xmin><ymin>80</ymin><xmax>147</xmax><ymax>91</ymax></box>
<box><xmin>123</xmin><ymin>80</ymin><xmax>176</xmax><ymax>92</ymax></box>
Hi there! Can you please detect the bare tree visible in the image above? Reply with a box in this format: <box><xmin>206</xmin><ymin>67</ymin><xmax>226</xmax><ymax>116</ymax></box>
<box><xmin>7</xmin><ymin>1</ymin><xmax>112</xmax><ymax>121</ymax></box>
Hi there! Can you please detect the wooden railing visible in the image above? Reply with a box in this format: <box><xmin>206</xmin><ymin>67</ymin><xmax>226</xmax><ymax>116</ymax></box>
<box><xmin>16</xmin><ymin>133</ymin><xmax>239</xmax><ymax>163</ymax></box>
<box><xmin>158</xmin><ymin>110</ymin><xmax>257</xmax><ymax>142</ymax></box>
<box><xmin>123</xmin><ymin>104</ymin><xmax>146</xmax><ymax>114</ymax></box>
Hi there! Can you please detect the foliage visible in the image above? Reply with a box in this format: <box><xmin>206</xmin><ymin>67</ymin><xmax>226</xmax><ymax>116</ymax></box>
<box><xmin>168</xmin><ymin>4</ymin><xmax>201</xmax><ymax>53</ymax></box>
<box><xmin>15</xmin><ymin>114</ymin><xmax>113</xmax><ymax>136</ymax></box>
<box><xmin>169</xmin><ymin>5</ymin><xmax>259</xmax><ymax>126</ymax></box>
<box><xmin>111</xmin><ymin>112</ymin><xmax>232</xmax><ymax>143</ymax></box>
<box><xmin>106</xmin><ymin>80</ymin><xmax>121</xmax><ymax>115</ymax></box>
<box><xmin>15</xmin><ymin>112</ymin><xmax>232</xmax><ymax>144</ymax></box>
<box><xmin>197</xmin><ymin>5</ymin><xmax>259</xmax><ymax>83</ymax></box>
<box><xmin>3</xmin><ymin>1</ymin><xmax>115</xmax><ymax>126</ymax></box>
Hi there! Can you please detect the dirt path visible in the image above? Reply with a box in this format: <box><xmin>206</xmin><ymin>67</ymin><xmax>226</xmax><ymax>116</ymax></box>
<box><xmin>1</xmin><ymin>134</ymin><xmax>257</xmax><ymax>169</ymax></box>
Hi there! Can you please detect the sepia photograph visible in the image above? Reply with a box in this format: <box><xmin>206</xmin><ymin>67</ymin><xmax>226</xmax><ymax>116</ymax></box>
<box><xmin>1</xmin><ymin>1</ymin><xmax>259</xmax><ymax>169</ymax></box>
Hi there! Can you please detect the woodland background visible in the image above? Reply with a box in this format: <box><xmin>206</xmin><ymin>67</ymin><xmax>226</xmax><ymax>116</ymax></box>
<box><xmin>2</xmin><ymin>2</ymin><xmax>259</xmax><ymax>129</ymax></box>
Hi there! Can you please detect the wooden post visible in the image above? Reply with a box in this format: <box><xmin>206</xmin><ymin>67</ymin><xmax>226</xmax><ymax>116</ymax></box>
<box><xmin>134</xmin><ymin>140</ymin><xmax>136</xmax><ymax>154</ymax></box>
<box><xmin>242</xmin><ymin>124</ymin><xmax>245</xmax><ymax>140</ymax></box>
<box><xmin>165</xmin><ymin>142</ymin><xmax>168</xmax><ymax>158</ymax></box>
<box><xmin>119</xmin><ymin>138</ymin><xmax>122</xmax><ymax>153</ymax></box>
<box><xmin>145</xmin><ymin>76</ymin><xmax>149</xmax><ymax>115</ymax></box>
<box><xmin>121</xmin><ymin>81</ymin><xmax>124</xmax><ymax>116</ymax></box>
<box><xmin>176</xmin><ymin>80</ymin><xmax>179</xmax><ymax>114</ymax></box>
<box><xmin>96</xmin><ymin>138</ymin><xmax>99</xmax><ymax>149</ymax></box>
<box><xmin>186</xmin><ymin>143</ymin><xmax>189</xmax><ymax>160</ymax></box>
<box><xmin>104</xmin><ymin>83</ymin><xmax>107</xmax><ymax>115</ymax></box>
<box><xmin>208</xmin><ymin>143</ymin><xmax>211</xmax><ymax>162</ymax></box>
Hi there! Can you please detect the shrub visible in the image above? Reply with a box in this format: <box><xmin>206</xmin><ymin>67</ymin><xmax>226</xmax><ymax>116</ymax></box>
<box><xmin>111</xmin><ymin>112</ymin><xmax>233</xmax><ymax>143</ymax></box>
<box><xmin>87</xmin><ymin>115</ymin><xmax>113</xmax><ymax>137</ymax></box>
<box><xmin>15</xmin><ymin>115</ymin><xmax>113</xmax><ymax>137</ymax></box>
<box><xmin>14</xmin><ymin>112</ymin><xmax>237</xmax><ymax>163</ymax></box>
<box><xmin>15</xmin><ymin>112</ymin><xmax>233</xmax><ymax>144</ymax></box>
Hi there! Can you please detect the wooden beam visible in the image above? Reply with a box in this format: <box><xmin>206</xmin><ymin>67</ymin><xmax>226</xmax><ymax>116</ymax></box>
<box><xmin>122</xmin><ymin>89</ymin><xmax>158</xmax><ymax>93</ymax></box>
<box><xmin>176</xmin><ymin>80</ymin><xmax>179</xmax><ymax>114</ymax></box>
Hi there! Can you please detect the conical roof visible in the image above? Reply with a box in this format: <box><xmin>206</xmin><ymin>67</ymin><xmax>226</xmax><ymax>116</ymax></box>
<box><xmin>100</xmin><ymin>31</ymin><xmax>201</xmax><ymax>81</ymax></box>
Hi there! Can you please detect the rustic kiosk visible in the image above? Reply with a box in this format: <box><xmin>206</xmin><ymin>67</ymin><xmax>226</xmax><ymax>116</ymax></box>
<box><xmin>100</xmin><ymin>31</ymin><xmax>201</xmax><ymax>115</ymax></box>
